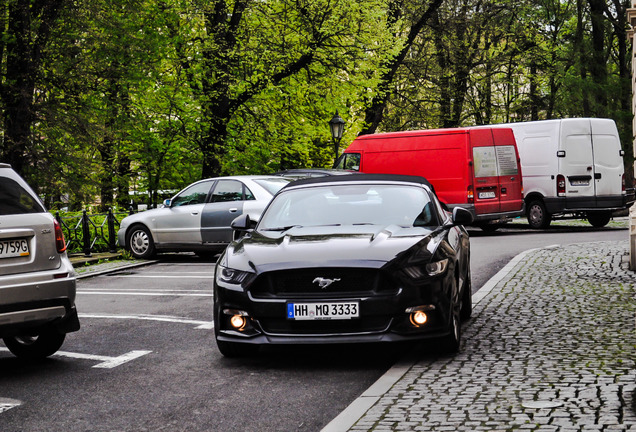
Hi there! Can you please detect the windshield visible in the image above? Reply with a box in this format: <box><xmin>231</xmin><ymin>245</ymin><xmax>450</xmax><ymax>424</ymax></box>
<box><xmin>253</xmin><ymin>178</ymin><xmax>292</xmax><ymax>195</ymax></box>
<box><xmin>258</xmin><ymin>183</ymin><xmax>438</xmax><ymax>230</ymax></box>
<box><xmin>333</xmin><ymin>153</ymin><xmax>361</xmax><ymax>171</ymax></box>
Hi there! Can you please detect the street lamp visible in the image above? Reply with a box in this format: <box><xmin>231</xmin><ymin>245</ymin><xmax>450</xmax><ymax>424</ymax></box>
<box><xmin>328</xmin><ymin>111</ymin><xmax>345</xmax><ymax>158</ymax></box>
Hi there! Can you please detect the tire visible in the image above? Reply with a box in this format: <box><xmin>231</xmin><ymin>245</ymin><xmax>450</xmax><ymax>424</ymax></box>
<box><xmin>440</xmin><ymin>277</ymin><xmax>462</xmax><ymax>353</ymax></box>
<box><xmin>3</xmin><ymin>329</ymin><xmax>66</xmax><ymax>360</ymax></box>
<box><xmin>527</xmin><ymin>200</ymin><xmax>551</xmax><ymax>229</ymax></box>
<box><xmin>127</xmin><ymin>225</ymin><xmax>156</xmax><ymax>259</ymax></box>
<box><xmin>460</xmin><ymin>267</ymin><xmax>472</xmax><ymax>321</ymax></box>
<box><xmin>587</xmin><ymin>212</ymin><xmax>611</xmax><ymax>228</ymax></box>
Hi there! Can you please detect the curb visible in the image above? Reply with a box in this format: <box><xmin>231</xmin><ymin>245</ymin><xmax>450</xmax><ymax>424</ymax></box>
<box><xmin>75</xmin><ymin>260</ymin><xmax>159</xmax><ymax>280</ymax></box>
<box><xmin>320</xmin><ymin>246</ymin><xmax>542</xmax><ymax>432</ymax></box>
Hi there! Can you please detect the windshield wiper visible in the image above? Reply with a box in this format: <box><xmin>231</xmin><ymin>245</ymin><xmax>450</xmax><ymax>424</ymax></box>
<box><xmin>261</xmin><ymin>225</ymin><xmax>303</xmax><ymax>232</ymax></box>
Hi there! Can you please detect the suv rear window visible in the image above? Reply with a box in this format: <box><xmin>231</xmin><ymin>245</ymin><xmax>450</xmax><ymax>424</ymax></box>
<box><xmin>0</xmin><ymin>177</ymin><xmax>45</xmax><ymax>215</ymax></box>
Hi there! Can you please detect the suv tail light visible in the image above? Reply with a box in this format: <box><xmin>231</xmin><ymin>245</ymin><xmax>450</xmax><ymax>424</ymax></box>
<box><xmin>556</xmin><ymin>174</ymin><xmax>566</xmax><ymax>197</ymax></box>
<box><xmin>467</xmin><ymin>185</ymin><xmax>474</xmax><ymax>203</ymax></box>
<box><xmin>54</xmin><ymin>219</ymin><xmax>67</xmax><ymax>253</ymax></box>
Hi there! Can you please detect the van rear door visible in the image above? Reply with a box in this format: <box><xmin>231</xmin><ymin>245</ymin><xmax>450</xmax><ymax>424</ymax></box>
<box><xmin>470</xmin><ymin>129</ymin><xmax>501</xmax><ymax>215</ymax></box>
<box><xmin>590</xmin><ymin>119</ymin><xmax>623</xmax><ymax>205</ymax></box>
<box><xmin>492</xmin><ymin>128</ymin><xmax>523</xmax><ymax>212</ymax></box>
<box><xmin>559</xmin><ymin>120</ymin><xmax>596</xmax><ymax>207</ymax></box>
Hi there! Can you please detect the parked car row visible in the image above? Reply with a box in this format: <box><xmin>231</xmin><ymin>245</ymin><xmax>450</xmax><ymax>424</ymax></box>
<box><xmin>335</xmin><ymin>117</ymin><xmax>634</xmax><ymax>230</ymax></box>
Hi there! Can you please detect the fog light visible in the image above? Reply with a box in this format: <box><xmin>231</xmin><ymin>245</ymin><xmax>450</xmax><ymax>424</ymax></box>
<box><xmin>410</xmin><ymin>311</ymin><xmax>428</xmax><ymax>326</ymax></box>
<box><xmin>230</xmin><ymin>315</ymin><xmax>247</xmax><ymax>330</ymax></box>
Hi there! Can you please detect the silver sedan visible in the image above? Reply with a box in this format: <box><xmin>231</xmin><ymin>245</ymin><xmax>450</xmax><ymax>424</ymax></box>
<box><xmin>117</xmin><ymin>175</ymin><xmax>291</xmax><ymax>259</ymax></box>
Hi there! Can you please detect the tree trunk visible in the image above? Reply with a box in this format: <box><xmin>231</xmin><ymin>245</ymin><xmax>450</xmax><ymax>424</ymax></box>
<box><xmin>587</xmin><ymin>0</ymin><xmax>607</xmax><ymax>116</ymax></box>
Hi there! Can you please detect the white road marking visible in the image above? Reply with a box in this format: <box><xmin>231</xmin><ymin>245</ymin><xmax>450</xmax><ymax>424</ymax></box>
<box><xmin>79</xmin><ymin>313</ymin><xmax>214</xmax><ymax>329</ymax></box>
<box><xmin>0</xmin><ymin>398</ymin><xmax>21</xmax><ymax>413</ymax></box>
<box><xmin>77</xmin><ymin>291</ymin><xmax>213</xmax><ymax>297</ymax></box>
<box><xmin>0</xmin><ymin>348</ymin><xmax>151</xmax><ymax>369</ymax></box>
<box><xmin>107</xmin><ymin>275</ymin><xmax>215</xmax><ymax>279</ymax></box>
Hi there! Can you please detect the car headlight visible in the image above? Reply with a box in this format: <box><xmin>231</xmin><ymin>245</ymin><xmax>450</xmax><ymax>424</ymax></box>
<box><xmin>403</xmin><ymin>259</ymin><xmax>448</xmax><ymax>279</ymax></box>
<box><xmin>216</xmin><ymin>265</ymin><xmax>253</xmax><ymax>285</ymax></box>
<box><xmin>425</xmin><ymin>259</ymin><xmax>448</xmax><ymax>276</ymax></box>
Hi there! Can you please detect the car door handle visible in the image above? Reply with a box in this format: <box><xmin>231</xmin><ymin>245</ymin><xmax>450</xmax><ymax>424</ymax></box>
<box><xmin>191</xmin><ymin>212</ymin><xmax>199</xmax><ymax>215</ymax></box>
<box><xmin>229</xmin><ymin>208</ymin><xmax>238</xmax><ymax>213</ymax></box>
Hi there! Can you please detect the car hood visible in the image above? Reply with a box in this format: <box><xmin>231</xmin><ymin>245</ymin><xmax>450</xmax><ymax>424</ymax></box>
<box><xmin>222</xmin><ymin>225</ymin><xmax>444</xmax><ymax>273</ymax></box>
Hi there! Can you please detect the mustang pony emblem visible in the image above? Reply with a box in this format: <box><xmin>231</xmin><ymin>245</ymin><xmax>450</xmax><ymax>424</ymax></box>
<box><xmin>312</xmin><ymin>277</ymin><xmax>341</xmax><ymax>289</ymax></box>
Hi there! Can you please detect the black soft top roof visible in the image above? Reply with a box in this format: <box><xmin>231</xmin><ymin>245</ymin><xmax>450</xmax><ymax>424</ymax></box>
<box><xmin>283</xmin><ymin>173</ymin><xmax>434</xmax><ymax>190</ymax></box>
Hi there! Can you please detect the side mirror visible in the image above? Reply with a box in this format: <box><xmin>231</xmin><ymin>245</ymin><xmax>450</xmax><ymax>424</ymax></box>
<box><xmin>452</xmin><ymin>207</ymin><xmax>474</xmax><ymax>226</ymax></box>
<box><xmin>231</xmin><ymin>213</ymin><xmax>253</xmax><ymax>231</ymax></box>
<box><xmin>163</xmin><ymin>198</ymin><xmax>172</xmax><ymax>207</ymax></box>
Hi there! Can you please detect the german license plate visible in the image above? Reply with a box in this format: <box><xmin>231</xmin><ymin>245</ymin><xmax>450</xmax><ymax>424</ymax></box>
<box><xmin>287</xmin><ymin>302</ymin><xmax>359</xmax><ymax>320</ymax></box>
<box><xmin>571</xmin><ymin>180</ymin><xmax>589</xmax><ymax>186</ymax></box>
<box><xmin>478</xmin><ymin>191</ymin><xmax>496</xmax><ymax>199</ymax></box>
<box><xmin>0</xmin><ymin>238</ymin><xmax>29</xmax><ymax>259</ymax></box>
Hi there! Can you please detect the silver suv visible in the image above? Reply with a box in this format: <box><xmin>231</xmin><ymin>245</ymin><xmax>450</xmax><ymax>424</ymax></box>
<box><xmin>0</xmin><ymin>163</ymin><xmax>79</xmax><ymax>359</ymax></box>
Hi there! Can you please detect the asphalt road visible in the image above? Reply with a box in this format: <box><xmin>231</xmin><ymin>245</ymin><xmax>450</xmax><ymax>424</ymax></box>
<box><xmin>0</xmin><ymin>222</ymin><xmax>629</xmax><ymax>431</ymax></box>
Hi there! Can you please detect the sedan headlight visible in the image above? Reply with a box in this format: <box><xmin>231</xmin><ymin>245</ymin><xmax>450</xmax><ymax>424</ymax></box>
<box><xmin>403</xmin><ymin>258</ymin><xmax>448</xmax><ymax>279</ymax></box>
<box><xmin>216</xmin><ymin>265</ymin><xmax>253</xmax><ymax>285</ymax></box>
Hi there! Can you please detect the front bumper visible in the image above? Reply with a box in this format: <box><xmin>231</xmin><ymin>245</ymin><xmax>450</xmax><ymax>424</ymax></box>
<box><xmin>214</xmin><ymin>275</ymin><xmax>454</xmax><ymax>346</ymax></box>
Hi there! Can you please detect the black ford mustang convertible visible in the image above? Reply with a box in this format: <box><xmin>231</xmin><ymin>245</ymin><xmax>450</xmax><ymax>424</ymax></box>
<box><xmin>213</xmin><ymin>174</ymin><xmax>473</xmax><ymax>357</ymax></box>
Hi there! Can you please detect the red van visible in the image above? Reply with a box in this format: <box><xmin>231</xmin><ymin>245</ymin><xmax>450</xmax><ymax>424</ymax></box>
<box><xmin>334</xmin><ymin>127</ymin><xmax>525</xmax><ymax>230</ymax></box>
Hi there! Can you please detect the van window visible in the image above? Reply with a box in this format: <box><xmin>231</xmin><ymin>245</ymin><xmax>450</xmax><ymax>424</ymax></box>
<box><xmin>473</xmin><ymin>147</ymin><xmax>498</xmax><ymax>178</ymax></box>
<box><xmin>473</xmin><ymin>146</ymin><xmax>518</xmax><ymax>178</ymax></box>
<box><xmin>334</xmin><ymin>153</ymin><xmax>361</xmax><ymax>171</ymax></box>
<box><xmin>495</xmin><ymin>146</ymin><xmax>519</xmax><ymax>176</ymax></box>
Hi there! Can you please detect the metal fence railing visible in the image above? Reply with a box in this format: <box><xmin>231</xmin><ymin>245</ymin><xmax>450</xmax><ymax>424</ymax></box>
<box><xmin>55</xmin><ymin>208</ymin><xmax>134</xmax><ymax>257</ymax></box>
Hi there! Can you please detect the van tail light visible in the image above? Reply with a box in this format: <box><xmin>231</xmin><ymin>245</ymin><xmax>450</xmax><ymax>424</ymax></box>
<box><xmin>622</xmin><ymin>174</ymin><xmax>626</xmax><ymax>192</ymax></box>
<box><xmin>556</xmin><ymin>174</ymin><xmax>566</xmax><ymax>197</ymax></box>
<box><xmin>467</xmin><ymin>185</ymin><xmax>474</xmax><ymax>203</ymax></box>
<box><xmin>54</xmin><ymin>219</ymin><xmax>67</xmax><ymax>253</ymax></box>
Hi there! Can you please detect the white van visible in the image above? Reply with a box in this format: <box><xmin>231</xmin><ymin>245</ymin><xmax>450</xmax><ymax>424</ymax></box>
<box><xmin>490</xmin><ymin>118</ymin><xmax>633</xmax><ymax>228</ymax></box>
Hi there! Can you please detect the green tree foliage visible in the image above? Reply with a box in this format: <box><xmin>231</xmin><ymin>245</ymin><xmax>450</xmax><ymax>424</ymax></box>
<box><xmin>0</xmin><ymin>0</ymin><xmax>633</xmax><ymax>204</ymax></box>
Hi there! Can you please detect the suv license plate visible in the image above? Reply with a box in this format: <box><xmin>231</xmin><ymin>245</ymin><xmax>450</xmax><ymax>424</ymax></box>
<box><xmin>0</xmin><ymin>238</ymin><xmax>30</xmax><ymax>259</ymax></box>
<box><xmin>287</xmin><ymin>302</ymin><xmax>359</xmax><ymax>320</ymax></box>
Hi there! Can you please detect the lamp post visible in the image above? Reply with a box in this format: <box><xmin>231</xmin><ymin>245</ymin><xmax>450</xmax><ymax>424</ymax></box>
<box><xmin>328</xmin><ymin>111</ymin><xmax>345</xmax><ymax>158</ymax></box>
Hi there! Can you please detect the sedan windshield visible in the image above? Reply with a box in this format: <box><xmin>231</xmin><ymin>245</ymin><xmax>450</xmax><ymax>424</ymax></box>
<box><xmin>259</xmin><ymin>184</ymin><xmax>438</xmax><ymax>230</ymax></box>
<box><xmin>253</xmin><ymin>178</ymin><xmax>292</xmax><ymax>195</ymax></box>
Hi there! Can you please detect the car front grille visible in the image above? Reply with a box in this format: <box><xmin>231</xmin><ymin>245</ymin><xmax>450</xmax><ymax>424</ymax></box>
<box><xmin>248</xmin><ymin>268</ymin><xmax>398</xmax><ymax>299</ymax></box>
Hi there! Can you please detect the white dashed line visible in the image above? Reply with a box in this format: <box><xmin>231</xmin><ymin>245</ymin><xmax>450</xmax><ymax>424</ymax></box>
<box><xmin>79</xmin><ymin>313</ymin><xmax>214</xmax><ymax>329</ymax></box>
<box><xmin>0</xmin><ymin>348</ymin><xmax>152</xmax><ymax>369</ymax></box>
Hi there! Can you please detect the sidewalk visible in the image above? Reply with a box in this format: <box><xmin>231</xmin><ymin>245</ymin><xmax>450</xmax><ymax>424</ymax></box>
<box><xmin>325</xmin><ymin>241</ymin><xmax>636</xmax><ymax>431</ymax></box>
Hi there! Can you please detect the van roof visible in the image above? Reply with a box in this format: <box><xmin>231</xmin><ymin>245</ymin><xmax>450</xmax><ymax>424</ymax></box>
<box><xmin>354</xmin><ymin>127</ymin><xmax>482</xmax><ymax>140</ymax></box>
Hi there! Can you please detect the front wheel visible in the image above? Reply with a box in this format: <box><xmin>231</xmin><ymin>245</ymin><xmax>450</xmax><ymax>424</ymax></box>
<box><xmin>527</xmin><ymin>200</ymin><xmax>551</xmax><ymax>229</ymax></box>
<box><xmin>440</xmin><ymin>278</ymin><xmax>462</xmax><ymax>353</ymax></box>
<box><xmin>127</xmin><ymin>225</ymin><xmax>156</xmax><ymax>259</ymax></box>
<box><xmin>3</xmin><ymin>329</ymin><xmax>66</xmax><ymax>360</ymax></box>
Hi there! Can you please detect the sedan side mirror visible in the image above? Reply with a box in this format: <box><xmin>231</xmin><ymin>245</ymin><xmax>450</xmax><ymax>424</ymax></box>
<box><xmin>163</xmin><ymin>198</ymin><xmax>172</xmax><ymax>208</ymax></box>
<box><xmin>451</xmin><ymin>207</ymin><xmax>474</xmax><ymax>226</ymax></box>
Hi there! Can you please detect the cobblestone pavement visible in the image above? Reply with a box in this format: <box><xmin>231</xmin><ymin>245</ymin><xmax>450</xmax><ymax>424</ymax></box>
<box><xmin>348</xmin><ymin>241</ymin><xmax>636</xmax><ymax>431</ymax></box>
